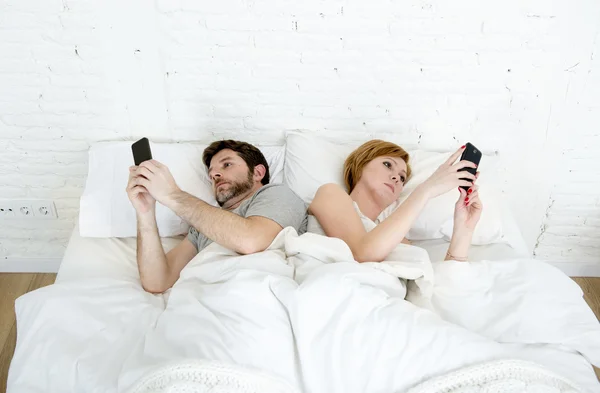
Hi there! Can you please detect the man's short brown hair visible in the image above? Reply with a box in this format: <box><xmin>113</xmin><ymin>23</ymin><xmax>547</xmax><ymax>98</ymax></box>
<box><xmin>203</xmin><ymin>140</ymin><xmax>270</xmax><ymax>185</ymax></box>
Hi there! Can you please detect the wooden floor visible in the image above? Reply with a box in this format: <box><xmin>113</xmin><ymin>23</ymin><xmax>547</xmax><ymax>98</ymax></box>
<box><xmin>0</xmin><ymin>275</ymin><xmax>599</xmax><ymax>391</ymax></box>
<box><xmin>0</xmin><ymin>273</ymin><xmax>56</xmax><ymax>393</ymax></box>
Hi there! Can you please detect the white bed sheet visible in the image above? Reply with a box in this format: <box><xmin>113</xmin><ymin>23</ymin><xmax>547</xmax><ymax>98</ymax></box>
<box><xmin>10</xmin><ymin>226</ymin><xmax>600</xmax><ymax>393</ymax></box>
<box><xmin>411</xmin><ymin>238</ymin><xmax>523</xmax><ymax>261</ymax></box>
<box><xmin>56</xmin><ymin>223</ymin><xmax>523</xmax><ymax>283</ymax></box>
<box><xmin>55</xmin><ymin>223</ymin><xmax>183</xmax><ymax>285</ymax></box>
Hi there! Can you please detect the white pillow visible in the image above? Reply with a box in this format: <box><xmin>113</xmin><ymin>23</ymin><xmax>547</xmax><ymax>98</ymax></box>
<box><xmin>80</xmin><ymin>141</ymin><xmax>285</xmax><ymax>238</ymax></box>
<box><xmin>376</xmin><ymin>150</ymin><xmax>505</xmax><ymax>245</ymax></box>
<box><xmin>284</xmin><ymin>132</ymin><xmax>505</xmax><ymax>245</ymax></box>
<box><xmin>284</xmin><ymin>131</ymin><xmax>370</xmax><ymax>204</ymax></box>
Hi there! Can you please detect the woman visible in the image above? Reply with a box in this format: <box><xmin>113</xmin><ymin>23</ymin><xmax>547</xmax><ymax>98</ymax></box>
<box><xmin>309</xmin><ymin>140</ymin><xmax>482</xmax><ymax>262</ymax></box>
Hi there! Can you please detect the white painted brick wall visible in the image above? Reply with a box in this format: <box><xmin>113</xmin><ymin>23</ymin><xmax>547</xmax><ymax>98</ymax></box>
<box><xmin>0</xmin><ymin>0</ymin><xmax>599</xmax><ymax>265</ymax></box>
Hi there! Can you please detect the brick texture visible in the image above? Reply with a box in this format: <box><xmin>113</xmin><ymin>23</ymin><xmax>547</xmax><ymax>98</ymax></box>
<box><xmin>0</xmin><ymin>0</ymin><xmax>599</xmax><ymax>263</ymax></box>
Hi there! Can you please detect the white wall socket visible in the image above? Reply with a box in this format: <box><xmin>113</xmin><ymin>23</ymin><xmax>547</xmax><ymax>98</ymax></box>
<box><xmin>0</xmin><ymin>202</ymin><xmax>16</xmax><ymax>218</ymax></box>
<box><xmin>0</xmin><ymin>200</ymin><xmax>58</xmax><ymax>219</ymax></box>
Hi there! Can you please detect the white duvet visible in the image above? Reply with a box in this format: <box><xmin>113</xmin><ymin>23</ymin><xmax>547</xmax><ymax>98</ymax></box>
<box><xmin>8</xmin><ymin>228</ymin><xmax>600</xmax><ymax>393</ymax></box>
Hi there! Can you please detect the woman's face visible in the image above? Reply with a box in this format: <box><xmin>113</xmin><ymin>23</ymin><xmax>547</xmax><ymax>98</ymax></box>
<box><xmin>358</xmin><ymin>156</ymin><xmax>408</xmax><ymax>206</ymax></box>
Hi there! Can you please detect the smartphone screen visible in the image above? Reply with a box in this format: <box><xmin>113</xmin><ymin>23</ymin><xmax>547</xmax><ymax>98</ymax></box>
<box><xmin>132</xmin><ymin>137</ymin><xmax>152</xmax><ymax>166</ymax></box>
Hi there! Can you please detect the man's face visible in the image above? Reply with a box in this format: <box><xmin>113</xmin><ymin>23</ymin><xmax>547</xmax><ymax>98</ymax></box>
<box><xmin>208</xmin><ymin>149</ymin><xmax>254</xmax><ymax>207</ymax></box>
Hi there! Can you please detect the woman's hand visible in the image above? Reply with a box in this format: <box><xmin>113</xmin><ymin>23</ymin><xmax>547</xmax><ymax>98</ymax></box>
<box><xmin>453</xmin><ymin>181</ymin><xmax>483</xmax><ymax>234</ymax></box>
<box><xmin>419</xmin><ymin>146</ymin><xmax>478</xmax><ymax>199</ymax></box>
<box><xmin>444</xmin><ymin>180</ymin><xmax>483</xmax><ymax>262</ymax></box>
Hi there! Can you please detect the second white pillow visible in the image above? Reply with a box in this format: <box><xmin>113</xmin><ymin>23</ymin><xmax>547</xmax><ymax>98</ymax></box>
<box><xmin>284</xmin><ymin>132</ymin><xmax>505</xmax><ymax>244</ymax></box>
<box><xmin>376</xmin><ymin>150</ymin><xmax>505</xmax><ymax>245</ymax></box>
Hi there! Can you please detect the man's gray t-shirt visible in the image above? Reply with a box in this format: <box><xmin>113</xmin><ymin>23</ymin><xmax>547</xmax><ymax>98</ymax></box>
<box><xmin>187</xmin><ymin>183</ymin><xmax>308</xmax><ymax>253</ymax></box>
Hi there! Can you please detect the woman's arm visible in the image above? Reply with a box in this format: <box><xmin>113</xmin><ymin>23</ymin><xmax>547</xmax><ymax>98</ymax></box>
<box><xmin>444</xmin><ymin>184</ymin><xmax>482</xmax><ymax>261</ymax></box>
<box><xmin>310</xmin><ymin>147</ymin><xmax>477</xmax><ymax>263</ymax></box>
<box><xmin>445</xmin><ymin>230</ymin><xmax>474</xmax><ymax>261</ymax></box>
<box><xmin>310</xmin><ymin>183</ymin><xmax>430</xmax><ymax>262</ymax></box>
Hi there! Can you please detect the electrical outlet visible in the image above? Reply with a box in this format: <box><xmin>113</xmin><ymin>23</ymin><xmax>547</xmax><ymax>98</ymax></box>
<box><xmin>15</xmin><ymin>202</ymin><xmax>34</xmax><ymax>218</ymax></box>
<box><xmin>0</xmin><ymin>201</ymin><xmax>15</xmax><ymax>218</ymax></box>
<box><xmin>0</xmin><ymin>200</ymin><xmax>58</xmax><ymax>220</ymax></box>
<box><xmin>31</xmin><ymin>200</ymin><xmax>58</xmax><ymax>219</ymax></box>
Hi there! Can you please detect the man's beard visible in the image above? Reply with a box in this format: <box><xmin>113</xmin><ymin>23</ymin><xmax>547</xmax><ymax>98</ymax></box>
<box><xmin>215</xmin><ymin>170</ymin><xmax>254</xmax><ymax>207</ymax></box>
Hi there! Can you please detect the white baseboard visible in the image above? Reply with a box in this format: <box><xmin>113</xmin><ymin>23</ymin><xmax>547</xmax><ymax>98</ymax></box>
<box><xmin>545</xmin><ymin>261</ymin><xmax>600</xmax><ymax>277</ymax></box>
<box><xmin>0</xmin><ymin>258</ymin><xmax>62</xmax><ymax>273</ymax></box>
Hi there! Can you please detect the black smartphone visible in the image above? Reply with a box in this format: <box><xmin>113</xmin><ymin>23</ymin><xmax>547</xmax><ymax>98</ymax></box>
<box><xmin>132</xmin><ymin>137</ymin><xmax>152</xmax><ymax>166</ymax></box>
<box><xmin>458</xmin><ymin>142</ymin><xmax>482</xmax><ymax>192</ymax></box>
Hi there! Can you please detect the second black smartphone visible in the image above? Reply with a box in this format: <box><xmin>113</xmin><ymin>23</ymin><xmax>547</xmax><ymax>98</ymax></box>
<box><xmin>458</xmin><ymin>142</ymin><xmax>482</xmax><ymax>192</ymax></box>
<box><xmin>132</xmin><ymin>137</ymin><xmax>152</xmax><ymax>166</ymax></box>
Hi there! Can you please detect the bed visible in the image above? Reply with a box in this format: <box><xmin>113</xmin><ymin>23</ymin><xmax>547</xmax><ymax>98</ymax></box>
<box><xmin>8</xmin><ymin>223</ymin><xmax>600</xmax><ymax>392</ymax></box>
<box><xmin>7</xmin><ymin>135</ymin><xmax>600</xmax><ymax>393</ymax></box>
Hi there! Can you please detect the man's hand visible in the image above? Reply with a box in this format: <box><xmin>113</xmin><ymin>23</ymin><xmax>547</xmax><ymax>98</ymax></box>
<box><xmin>131</xmin><ymin>160</ymin><xmax>181</xmax><ymax>206</ymax></box>
<box><xmin>127</xmin><ymin>166</ymin><xmax>156</xmax><ymax>214</ymax></box>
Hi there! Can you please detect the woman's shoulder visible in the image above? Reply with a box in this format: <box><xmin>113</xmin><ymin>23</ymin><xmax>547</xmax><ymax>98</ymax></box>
<box><xmin>315</xmin><ymin>183</ymin><xmax>347</xmax><ymax>197</ymax></box>
<box><xmin>310</xmin><ymin>183</ymin><xmax>352</xmax><ymax>213</ymax></box>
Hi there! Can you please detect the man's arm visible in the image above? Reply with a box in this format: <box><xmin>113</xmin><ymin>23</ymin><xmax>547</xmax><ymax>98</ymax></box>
<box><xmin>128</xmin><ymin>163</ymin><xmax>198</xmax><ymax>293</ymax></box>
<box><xmin>136</xmin><ymin>212</ymin><xmax>169</xmax><ymax>293</ymax></box>
<box><xmin>136</xmin><ymin>211</ymin><xmax>198</xmax><ymax>293</ymax></box>
<box><xmin>163</xmin><ymin>191</ymin><xmax>282</xmax><ymax>255</ymax></box>
<box><xmin>131</xmin><ymin>160</ymin><xmax>286</xmax><ymax>255</ymax></box>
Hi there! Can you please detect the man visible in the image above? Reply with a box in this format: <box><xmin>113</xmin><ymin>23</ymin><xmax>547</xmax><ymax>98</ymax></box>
<box><xmin>126</xmin><ymin>140</ymin><xmax>308</xmax><ymax>294</ymax></box>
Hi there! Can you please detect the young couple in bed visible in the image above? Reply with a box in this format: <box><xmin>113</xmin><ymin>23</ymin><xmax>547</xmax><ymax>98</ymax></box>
<box><xmin>127</xmin><ymin>138</ymin><xmax>480</xmax><ymax>293</ymax></box>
